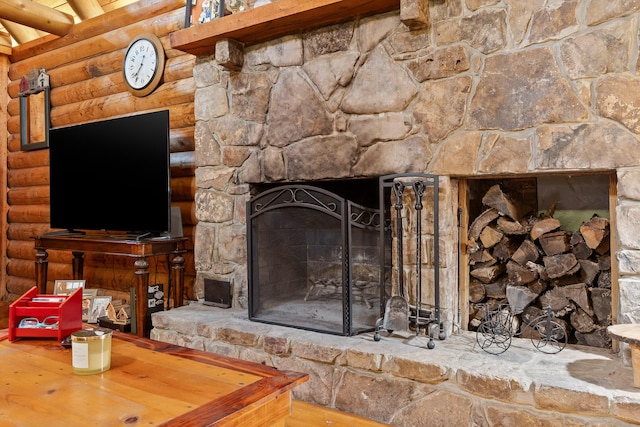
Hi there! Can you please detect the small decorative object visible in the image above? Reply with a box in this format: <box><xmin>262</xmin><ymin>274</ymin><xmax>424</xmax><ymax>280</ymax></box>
<box><xmin>123</xmin><ymin>33</ymin><xmax>165</xmax><ymax>97</ymax></box>
<box><xmin>54</xmin><ymin>279</ymin><xmax>86</xmax><ymax>295</ymax></box>
<box><xmin>226</xmin><ymin>0</ymin><xmax>245</xmax><ymax>13</ymax></box>
<box><xmin>19</xmin><ymin>68</ymin><xmax>50</xmax><ymax>151</ymax></box>
<box><xmin>89</xmin><ymin>296</ymin><xmax>112</xmax><ymax>324</ymax></box>
<box><xmin>475</xmin><ymin>304</ymin><xmax>567</xmax><ymax>355</ymax></box>
<box><xmin>81</xmin><ymin>289</ymin><xmax>98</xmax><ymax>323</ymax></box>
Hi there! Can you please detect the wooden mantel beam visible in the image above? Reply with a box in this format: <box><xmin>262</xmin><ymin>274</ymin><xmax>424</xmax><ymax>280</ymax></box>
<box><xmin>0</xmin><ymin>0</ymin><xmax>75</xmax><ymax>37</ymax></box>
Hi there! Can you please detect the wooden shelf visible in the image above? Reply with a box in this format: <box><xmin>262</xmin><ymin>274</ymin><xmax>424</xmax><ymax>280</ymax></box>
<box><xmin>170</xmin><ymin>0</ymin><xmax>400</xmax><ymax>55</ymax></box>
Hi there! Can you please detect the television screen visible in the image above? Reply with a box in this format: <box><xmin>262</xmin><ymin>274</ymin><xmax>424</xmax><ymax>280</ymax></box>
<box><xmin>49</xmin><ymin>110</ymin><xmax>171</xmax><ymax>235</ymax></box>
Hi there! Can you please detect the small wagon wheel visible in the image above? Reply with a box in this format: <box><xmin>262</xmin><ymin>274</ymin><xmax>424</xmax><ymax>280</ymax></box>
<box><xmin>530</xmin><ymin>317</ymin><xmax>567</xmax><ymax>354</ymax></box>
<box><xmin>476</xmin><ymin>316</ymin><xmax>512</xmax><ymax>355</ymax></box>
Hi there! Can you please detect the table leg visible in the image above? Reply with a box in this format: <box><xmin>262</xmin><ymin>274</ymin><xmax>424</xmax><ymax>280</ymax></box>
<box><xmin>171</xmin><ymin>255</ymin><xmax>185</xmax><ymax>309</ymax></box>
<box><xmin>35</xmin><ymin>247</ymin><xmax>48</xmax><ymax>294</ymax></box>
<box><xmin>134</xmin><ymin>258</ymin><xmax>150</xmax><ymax>337</ymax></box>
<box><xmin>71</xmin><ymin>251</ymin><xmax>84</xmax><ymax>280</ymax></box>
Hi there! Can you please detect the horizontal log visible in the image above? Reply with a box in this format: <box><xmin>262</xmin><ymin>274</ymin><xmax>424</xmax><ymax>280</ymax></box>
<box><xmin>9</xmin><ymin>10</ymin><xmax>184</xmax><ymax>80</ymax></box>
<box><xmin>171</xmin><ymin>126</ymin><xmax>196</xmax><ymax>153</ymax></box>
<box><xmin>10</xmin><ymin>0</ymin><xmax>186</xmax><ymax>66</ymax></box>
<box><xmin>172</xmin><ymin>176</ymin><xmax>196</xmax><ymax>200</ymax></box>
<box><xmin>7</xmin><ymin>223</ymin><xmax>53</xmax><ymax>241</ymax></box>
<box><xmin>7</xmin><ymin>258</ymin><xmax>71</xmax><ymax>281</ymax></box>
<box><xmin>7</xmin><ymin>145</ymin><xmax>49</xmax><ymax>167</ymax></box>
<box><xmin>6</xmin><ymin>276</ymin><xmax>40</xmax><ymax>298</ymax></box>
<box><xmin>8</xmin><ymin>166</ymin><xmax>49</xmax><ymax>187</ymax></box>
<box><xmin>8</xmin><ymin>81</ymin><xmax>195</xmax><ymax>134</ymax></box>
<box><xmin>171</xmin><ymin>152</ymin><xmax>196</xmax><ymax>177</ymax></box>
<box><xmin>7</xmin><ymin>185</ymin><xmax>49</xmax><ymax>205</ymax></box>
<box><xmin>8</xmin><ymin>205</ymin><xmax>49</xmax><ymax>223</ymax></box>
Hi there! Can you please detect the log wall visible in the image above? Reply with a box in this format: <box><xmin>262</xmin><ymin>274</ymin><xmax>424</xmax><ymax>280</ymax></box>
<box><xmin>4</xmin><ymin>0</ymin><xmax>196</xmax><ymax>302</ymax></box>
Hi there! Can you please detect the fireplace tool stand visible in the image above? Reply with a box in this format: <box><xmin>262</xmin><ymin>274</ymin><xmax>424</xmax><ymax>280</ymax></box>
<box><xmin>374</xmin><ymin>174</ymin><xmax>445</xmax><ymax>349</ymax></box>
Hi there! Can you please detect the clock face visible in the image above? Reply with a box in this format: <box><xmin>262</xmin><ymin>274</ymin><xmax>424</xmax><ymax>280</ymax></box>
<box><xmin>124</xmin><ymin>38</ymin><xmax>159</xmax><ymax>90</ymax></box>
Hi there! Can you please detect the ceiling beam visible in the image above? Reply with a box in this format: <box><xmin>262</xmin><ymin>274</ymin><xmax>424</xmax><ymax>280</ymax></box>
<box><xmin>0</xmin><ymin>0</ymin><xmax>74</xmax><ymax>37</ymax></box>
<box><xmin>0</xmin><ymin>19</ymin><xmax>40</xmax><ymax>44</ymax></box>
<box><xmin>67</xmin><ymin>0</ymin><xmax>104</xmax><ymax>20</ymax></box>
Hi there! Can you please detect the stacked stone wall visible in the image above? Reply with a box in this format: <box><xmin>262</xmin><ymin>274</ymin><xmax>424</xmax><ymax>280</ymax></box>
<box><xmin>192</xmin><ymin>0</ymin><xmax>640</xmax><ymax>331</ymax></box>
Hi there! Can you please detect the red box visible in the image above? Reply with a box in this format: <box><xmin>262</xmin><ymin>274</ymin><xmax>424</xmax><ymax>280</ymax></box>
<box><xmin>9</xmin><ymin>287</ymin><xmax>82</xmax><ymax>342</ymax></box>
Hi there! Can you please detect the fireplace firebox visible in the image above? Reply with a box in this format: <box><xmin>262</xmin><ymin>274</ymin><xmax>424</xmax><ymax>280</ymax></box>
<box><xmin>247</xmin><ymin>185</ymin><xmax>382</xmax><ymax>335</ymax></box>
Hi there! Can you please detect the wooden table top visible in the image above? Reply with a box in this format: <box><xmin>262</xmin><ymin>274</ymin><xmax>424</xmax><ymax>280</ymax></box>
<box><xmin>608</xmin><ymin>324</ymin><xmax>640</xmax><ymax>347</ymax></box>
<box><xmin>0</xmin><ymin>329</ymin><xmax>307</xmax><ymax>426</ymax></box>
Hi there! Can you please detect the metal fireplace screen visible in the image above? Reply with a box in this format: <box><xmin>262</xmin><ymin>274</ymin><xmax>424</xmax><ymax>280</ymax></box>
<box><xmin>247</xmin><ymin>185</ymin><xmax>381</xmax><ymax>336</ymax></box>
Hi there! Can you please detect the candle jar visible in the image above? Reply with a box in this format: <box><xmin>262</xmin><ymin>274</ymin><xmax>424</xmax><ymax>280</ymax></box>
<box><xmin>71</xmin><ymin>328</ymin><xmax>113</xmax><ymax>375</ymax></box>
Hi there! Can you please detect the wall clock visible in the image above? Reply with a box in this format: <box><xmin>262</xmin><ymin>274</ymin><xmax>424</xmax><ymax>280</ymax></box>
<box><xmin>123</xmin><ymin>33</ymin><xmax>165</xmax><ymax>97</ymax></box>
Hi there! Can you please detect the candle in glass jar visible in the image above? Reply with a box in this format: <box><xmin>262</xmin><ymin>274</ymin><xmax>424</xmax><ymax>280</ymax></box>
<box><xmin>71</xmin><ymin>328</ymin><xmax>113</xmax><ymax>375</ymax></box>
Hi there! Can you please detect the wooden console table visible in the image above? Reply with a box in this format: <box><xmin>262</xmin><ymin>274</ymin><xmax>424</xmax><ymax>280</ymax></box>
<box><xmin>0</xmin><ymin>329</ymin><xmax>308</xmax><ymax>426</ymax></box>
<box><xmin>33</xmin><ymin>234</ymin><xmax>187</xmax><ymax>337</ymax></box>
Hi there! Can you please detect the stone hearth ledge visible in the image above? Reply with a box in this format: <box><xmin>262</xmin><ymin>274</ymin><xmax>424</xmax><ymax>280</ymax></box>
<box><xmin>151</xmin><ymin>304</ymin><xmax>640</xmax><ymax>426</ymax></box>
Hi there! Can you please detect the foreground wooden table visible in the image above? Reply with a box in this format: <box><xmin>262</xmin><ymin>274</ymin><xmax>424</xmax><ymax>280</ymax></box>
<box><xmin>608</xmin><ymin>324</ymin><xmax>640</xmax><ymax>388</ymax></box>
<box><xmin>0</xmin><ymin>329</ymin><xmax>308</xmax><ymax>426</ymax></box>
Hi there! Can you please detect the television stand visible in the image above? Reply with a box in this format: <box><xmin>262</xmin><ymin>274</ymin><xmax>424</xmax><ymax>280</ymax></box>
<box><xmin>33</xmin><ymin>234</ymin><xmax>187</xmax><ymax>337</ymax></box>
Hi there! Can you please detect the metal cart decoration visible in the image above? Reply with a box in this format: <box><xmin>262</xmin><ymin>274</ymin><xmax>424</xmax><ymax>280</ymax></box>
<box><xmin>475</xmin><ymin>304</ymin><xmax>567</xmax><ymax>355</ymax></box>
<box><xmin>374</xmin><ymin>174</ymin><xmax>445</xmax><ymax>349</ymax></box>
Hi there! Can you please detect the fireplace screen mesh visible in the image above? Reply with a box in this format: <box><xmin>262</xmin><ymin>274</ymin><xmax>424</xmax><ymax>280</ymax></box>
<box><xmin>247</xmin><ymin>185</ymin><xmax>381</xmax><ymax>335</ymax></box>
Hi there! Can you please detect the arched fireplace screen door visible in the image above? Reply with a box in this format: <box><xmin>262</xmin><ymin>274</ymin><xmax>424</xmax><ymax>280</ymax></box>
<box><xmin>247</xmin><ymin>185</ymin><xmax>381</xmax><ymax>336</ymax></box>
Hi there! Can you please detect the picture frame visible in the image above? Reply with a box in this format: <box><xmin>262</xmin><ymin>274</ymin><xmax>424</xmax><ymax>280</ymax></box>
<box><xmin>20</xmin><ymin>88</ymin><xmax>50</xmax><ymax>151</ymax></box>
<box><xmin>89</xmin><ymin>296</ymin><xmax>112</xmax><ymax>324</ymax></box>
<box><xmin>82</xmin><ymin>289</ymin><xmax>98</xmax><ymax>322</ymax></box>
<box><xmin>53</xmin><ymin>279</ymin><xmax>86</xmax><ymax>295</ymax></box>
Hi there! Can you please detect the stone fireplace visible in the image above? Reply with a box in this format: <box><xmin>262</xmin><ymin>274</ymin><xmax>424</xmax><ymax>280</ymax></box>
<box><xmin>154</xmin><ymin>1</ymin><xmax>640</xmax><ymax>424</ymax></box>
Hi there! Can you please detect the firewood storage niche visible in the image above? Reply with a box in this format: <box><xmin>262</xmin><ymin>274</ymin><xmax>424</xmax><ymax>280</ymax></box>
<box><xmin>465</xmin><ymin>174</ymin><xmax>614</xmax><ymax>349</ymax></box>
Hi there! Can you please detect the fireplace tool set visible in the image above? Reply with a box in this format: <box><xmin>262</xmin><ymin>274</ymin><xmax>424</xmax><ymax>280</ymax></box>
<box><xmin>374</xmin><ymin>174</ymin><xmax>446</xmax><ymax>349</ymax></box>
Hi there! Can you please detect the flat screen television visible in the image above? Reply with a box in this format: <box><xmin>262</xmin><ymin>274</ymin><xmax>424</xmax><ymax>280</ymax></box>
<box><xmin>49</xmin><ymin>110</ymin><xmax>171</xmax><ymax>235</ymax></box>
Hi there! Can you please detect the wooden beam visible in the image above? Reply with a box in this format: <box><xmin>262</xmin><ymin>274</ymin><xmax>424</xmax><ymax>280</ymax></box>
<box><xmin>0</xmin><ymin>30</ymin><xmax>12</xmax><ymax>54</ymax></box>
<box><xmin>0</xmin><ymin>19</ymin><xmax>40</xmax><ymax>45</ymax></box>
<box><xmin>66</xmin><ymin>0</ymin><xmax>104</xmax><ymax>20</ymax></box>
<box><xmin>0</xmin><ymin>0</ymin><xmax>75</xmax><ymax>37</ymax></box>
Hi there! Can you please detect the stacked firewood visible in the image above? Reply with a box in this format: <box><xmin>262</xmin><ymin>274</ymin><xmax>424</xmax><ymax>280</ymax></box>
<box><xmin>467</xmin><ymin>185</ymin><xmax>612</xmax><ymax>348</ymax></box>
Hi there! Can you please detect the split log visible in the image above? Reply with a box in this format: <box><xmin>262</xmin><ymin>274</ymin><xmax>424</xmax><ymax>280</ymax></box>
<box><xmin>527</xmin><ymin>278</ymin><xmax>547</xmax><ymax>296</ymax></box>
<box><xmin>470</xmin><ymin>264</ymin><xmax>505</xmax><ymax>284</ymax></box>
<box><xmin>538</xmin><ymin>231</ymin><xmax>570</xmax><ymax>256</ymax></box>
<box><xmin>575</xmin><ymin>327</ymin><xmax>611</xmax><ymax>348</ymax></box>
<box><xmin>481</xmin><ymin>184</ymin><xmax>523</xmax><ymax>221</ymax></box>
<box><xmin>561</xmin><ymin>283</ymin><xmax>592</xmax><ymax>315</ymax></box>
<box><xmin>484</xmin><ymin>279</ymin><xmax>507</xmax><ymax>299</ymax></box>
<box><xmin>578</xmin><ymin>259</ymin><xmax>600</xmax><ymax>286</ymax></box>
<box><xmin>469</xmin><ymin>250</ymin><xmax>496</xmax><ymax>266</ymax></box>
<box><xmin>506</xmin><ymin>285</ymin><xmax>538</xmax><ymax>314</ymax></box>
<box><xmin>8</xmin><ymin>205</ymin><xmax>50</xmax><ymax>223</ymax></box>
<box><xmin>468</xmin><ymin>208</ymin><xmax>499</xmax><ymax>241</ymax></box>
<box><xmin>543</xmin><ymin>253</ymin><xmax>580</xmax><ymax>279</ymax></box>
<box><xmin>530</xmin><ymin>218</ymin><xmax>561</xmax><ymax>240</ymax></box>
<box><xmin>496</xmin><ymin>216</ymin><xmax>530</xmax><ymax>235</ymax></box>
<box><xmin>492</xmin><ymin>236</ymin><xmax>520</xmax><ymax>262</ymax></box>
<box><xmin>469</xmin><ymin>279</ymin><xmax>486</xmax><ymax>303</ymax></box>
<box><xmin>597</xmin><ymin>270</ymin><xmax>612</xmax><ymax>289</ymax></box>
<box><xmin>7</xmin><ymin>185</ymin><xmax>49</xmax><ymax>205</ymax></box>
<box><xmin>479</xmin><ymin>226</ymin><xmax>503</xmax><ymax>249</ymax></box>
<box><xmin>569</xmin><ymin>231</ymin><xmax>592</xmax><ymax>260</ymax></box>
<box><xmin>590</xmin><ymin>287</ymin><xmax>612</xmax><ymax>324</ymax></box>
<box><xmin>579</xmin><ymin>215</ymin><xmax>609</xmax><ymax>249</ymax></box>
<box><xmin>512</xmin><ymin>239</ymin><xmax>539</xmax><ymax>266</ymax></box>
<box><xmin>8</xmin><ymin>166</ymin><xmax>50</xmax><ymax>187</ymax></box>
<box><xmin>506</xmin><ymin>260</ymin><xmax>538</xmax><ymax>285</ymax></box>
<box><xmin>539</xmin><ymin>287</ymin><xmax>574</xmax><ymax>313</ymax></box>
<box><xmin>570</xmin><ymin>308</ymin><xmax>597</xmax><ymax>333</ymax></box>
